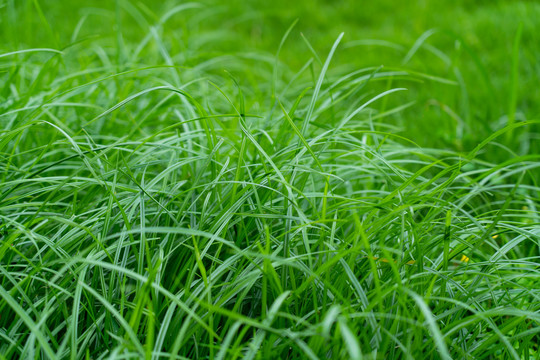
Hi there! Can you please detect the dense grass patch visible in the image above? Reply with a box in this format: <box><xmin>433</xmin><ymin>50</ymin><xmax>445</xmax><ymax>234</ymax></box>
<box><xmin>1</xmin><ymin>1</ymin><xmax>539</xmax><ymax>359</ymax></box>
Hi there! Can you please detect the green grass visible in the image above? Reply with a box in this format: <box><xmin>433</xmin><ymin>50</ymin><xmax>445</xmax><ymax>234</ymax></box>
<box><xmin>1</xmin><ymin>0</ymin><xmax>539</xmax><ymax>359</ymax></box>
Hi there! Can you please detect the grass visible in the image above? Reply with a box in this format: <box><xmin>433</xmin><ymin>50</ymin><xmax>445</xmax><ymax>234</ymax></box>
<box><xmin>1</xmin><ymin>0</ymin><xmax>539</xmax><ymax>359</ymax></box>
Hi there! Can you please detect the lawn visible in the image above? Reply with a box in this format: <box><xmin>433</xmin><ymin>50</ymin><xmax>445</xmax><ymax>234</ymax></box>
<box><xmin>1</xmin><ymin>0</ymin><xmax>539</xmax><ymax>359</ymax></box>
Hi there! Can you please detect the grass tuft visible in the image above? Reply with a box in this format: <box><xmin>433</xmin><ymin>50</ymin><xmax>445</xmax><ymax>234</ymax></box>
<box><xmin>1</xmin><ymin>1</ymin><xmax>539</xmax><ymax>359</ymax></box>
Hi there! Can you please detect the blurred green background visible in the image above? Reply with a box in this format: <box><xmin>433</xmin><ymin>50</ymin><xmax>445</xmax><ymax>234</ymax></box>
<box><xmin>2</xmin><ymin>0</ymin><xmax>539</xmax><ymax>152</ymax></box>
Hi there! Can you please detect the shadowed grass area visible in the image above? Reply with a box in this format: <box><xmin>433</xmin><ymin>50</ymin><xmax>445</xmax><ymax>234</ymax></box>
<box><xmin>1</xmin><ymin>1</ymin><xmax>539</xmax><ymax>359</ymax></box>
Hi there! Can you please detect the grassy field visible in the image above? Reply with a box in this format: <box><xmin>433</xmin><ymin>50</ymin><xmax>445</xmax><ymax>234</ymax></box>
<box><xmin>1</xmin><ymin>0</ymin><xmax>539</xmax><ymax>359</ymax></box>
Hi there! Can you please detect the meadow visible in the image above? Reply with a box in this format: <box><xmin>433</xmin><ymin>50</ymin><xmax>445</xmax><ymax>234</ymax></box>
<box><xmin>1</xmin><ymin>0</ymin><xmax>539</xmax><ymax>359</ymax></box>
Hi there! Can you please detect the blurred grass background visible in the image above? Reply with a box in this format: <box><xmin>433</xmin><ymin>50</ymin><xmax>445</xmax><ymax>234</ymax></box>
<box><xmin>3</xmin><ymin>0</ymin><xmax>539</xmax><ymax>153</ymax></box>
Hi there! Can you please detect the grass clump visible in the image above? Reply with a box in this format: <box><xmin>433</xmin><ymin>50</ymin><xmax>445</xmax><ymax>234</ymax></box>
<box><xmin>1</xmin><ymin>1</ymin><xmax>539</xmax><ymax>359</ymax></box>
